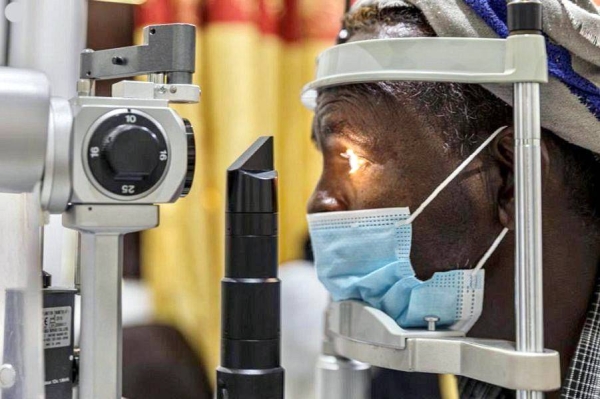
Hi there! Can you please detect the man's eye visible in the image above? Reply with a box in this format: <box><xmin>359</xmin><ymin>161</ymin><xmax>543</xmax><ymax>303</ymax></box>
<box><xmin>340</xmin><ymin>149</ymin><xmax>368</xmax><ymax>174</ymax></box>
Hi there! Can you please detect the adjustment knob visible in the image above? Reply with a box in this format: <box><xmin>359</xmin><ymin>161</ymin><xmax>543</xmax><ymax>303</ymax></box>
<box><xmin>87</xmin><ymin>110</ymin><xmax>169</xmax><ymax>197</ymax></box>
<box><xmin>103</xmin><ymin>125</ymin><xmax>160</xmax><ymax>181</ymax></box>
<box><xmin>181</xmin><ymin>118</ymin><xmax>195</xmax><ymax>197</ymax></box>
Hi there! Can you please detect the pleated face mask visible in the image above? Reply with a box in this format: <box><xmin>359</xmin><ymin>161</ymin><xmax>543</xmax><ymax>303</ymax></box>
<box><xmin>307</xmin><ymin>127</ymin><xmax>509</xmax><ymax>333</ymax></box>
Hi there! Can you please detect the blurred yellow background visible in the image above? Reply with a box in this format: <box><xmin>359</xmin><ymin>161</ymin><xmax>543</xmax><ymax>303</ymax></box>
<box><xmin>134</xmin><ymin>0</ymin><xmax>343</xmax><ymax>381</ymax></box>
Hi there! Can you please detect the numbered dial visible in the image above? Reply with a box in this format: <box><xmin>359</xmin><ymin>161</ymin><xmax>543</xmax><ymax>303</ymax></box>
<box><xmin>87</xmin><ymin>111</ymin><xmax>169</xmax><ymax>197</ymax></box>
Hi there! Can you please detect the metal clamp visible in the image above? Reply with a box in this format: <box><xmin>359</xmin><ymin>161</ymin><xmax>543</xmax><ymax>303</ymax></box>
<box><xmin>112</xmin><ymin>80</ymin><xmax>200</xmax><ymax>104</ymax></box>
<box><xmin>327</xmin><ymin>301</ymin><xmax>561</xmax><ymax>392</ymax></box>
<box><xmin>80</xmin><ymin>24</ymin><xmax>196</xmax><ymax>84</ymax></box>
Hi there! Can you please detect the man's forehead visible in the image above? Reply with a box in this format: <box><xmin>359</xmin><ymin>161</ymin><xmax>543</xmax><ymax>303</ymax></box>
<box><xmin>312</xmin><ymin>89</ymin><xmax>378</xmax><ymax>140</ymax></box>
<box><xmin>315</xmin><ymin>86</ymin><xmax>384</xmax><ymax>117</ymax></box>
<box><xmin>314</xmin><ymin>89</ymin><xmax>375</xmax><ymax>130</ymax></box>
<box><xmin>343</xmin><ymin>4</ymin><xmax>435</xmax><ymax>42</ymax></box>
<box><xmin>312</xmin><ymin>84</ymin><xmax>428</xmax><ymax>144</ymax></box>
<box><xmin>347</xmin><ymin>23</ymin><xmax>428</xmax><ymax>42</ymax></box>
<box><xmin>350</xmin><ymin>0</ymin><xmax>414</xmax><ymax>10</ymax></box>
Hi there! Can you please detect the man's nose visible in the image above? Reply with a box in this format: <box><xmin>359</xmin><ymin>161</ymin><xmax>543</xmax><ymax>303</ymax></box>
<box><xmin>307</xmin><ymin>179</ymin><xmax>349</xmax><ymax>214</ymax></box>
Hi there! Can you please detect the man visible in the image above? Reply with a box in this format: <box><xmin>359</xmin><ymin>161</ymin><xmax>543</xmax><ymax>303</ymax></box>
<box><xmin>306</xmin><ymin>0</ymin><xmax>600</xmax><ymax>398</ymax></box>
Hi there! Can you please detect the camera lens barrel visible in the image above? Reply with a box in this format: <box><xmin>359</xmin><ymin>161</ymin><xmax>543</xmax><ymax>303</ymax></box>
<box><xmin>218</xmin><ymin>137</ymin><xmax>284</xmax><ymax>399</ymax></box>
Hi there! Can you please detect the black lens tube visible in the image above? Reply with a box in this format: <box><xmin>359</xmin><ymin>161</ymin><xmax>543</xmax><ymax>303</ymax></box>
<box><xmin>217</xmin><ymin>136</ymin><xmax>284</xmax><ymax>399</ymax></box>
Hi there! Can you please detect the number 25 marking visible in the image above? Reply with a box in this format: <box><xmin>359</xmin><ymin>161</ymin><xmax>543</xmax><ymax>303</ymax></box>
<box><xmin>122</xmin><ymin>185</ymin><xmax>135</xmax><ymax>194</ymax></box>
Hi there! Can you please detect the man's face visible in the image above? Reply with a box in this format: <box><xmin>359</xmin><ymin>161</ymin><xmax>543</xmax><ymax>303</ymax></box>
<box><xmin>307</xmin><ymin>25</ymin><xmax>501</xmax><ymax>280</ymax></box>
<box><xmin>305</xmin><ymin>10</ymin><xmax>600</xmax><ymax>377</ymax></box>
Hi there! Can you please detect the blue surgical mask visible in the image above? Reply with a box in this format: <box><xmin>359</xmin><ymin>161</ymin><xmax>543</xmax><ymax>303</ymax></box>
<box><xmin>307</xmin><ymin>127</ymin><xmax>509</xmax><ymax>333</ymax></box>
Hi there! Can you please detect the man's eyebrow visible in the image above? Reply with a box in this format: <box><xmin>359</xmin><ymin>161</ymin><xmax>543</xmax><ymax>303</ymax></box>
<box><xmin>310</xmin><ymin>117</ymin><xmax>346</xmax><ymax>145</ymax></box>
<box><xmin>318</xmin><ymin>118</ymin><xmax>372</xmax><ymax>147</ymax></box>
<box><xmin>321</xmin><ymin>119</ymin><xmax>348</xmax><ymax>136</ymax></box>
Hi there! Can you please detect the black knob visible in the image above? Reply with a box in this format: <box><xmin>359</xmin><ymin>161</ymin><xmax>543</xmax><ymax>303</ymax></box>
<box><xmin>181</xmin><ymin>118</ymin><xmax>195</xmax><ymax>197</ymax></box>
<box><xmin>103</xmin><ymin>125</ymin><xmax>160</xmax><ymax>181</ymax></box>
<box><xmin>508</xmin><ymin>1</ymin><xmax>543</xmax><ymax>33</ymax></box>
<box><xmin>87</xmin><ymin>111</ymin><xmax>169</xmax><ymax>197</ymax></box>
<box><xmin>42</xmin><ymin>271</ymin><xmax>52</xmax><ymax>289</ymax></box>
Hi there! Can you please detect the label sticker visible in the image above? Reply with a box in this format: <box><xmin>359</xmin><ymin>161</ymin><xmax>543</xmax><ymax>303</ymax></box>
<box><xmin>43</xmin><ymin>306</ymin><xmax>72</xmax><ymax>349</ymax></box>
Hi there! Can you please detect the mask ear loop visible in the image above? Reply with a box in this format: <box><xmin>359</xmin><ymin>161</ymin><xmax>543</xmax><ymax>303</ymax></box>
<box><xmin>472</xmin><ymin>227</ymin><xmax>509</xmax><ymax>274</ymax></box>
<box><xmin>398</xmin><ymin>126</ymin><xmax>508</xmax><ymax>226</ymax></box>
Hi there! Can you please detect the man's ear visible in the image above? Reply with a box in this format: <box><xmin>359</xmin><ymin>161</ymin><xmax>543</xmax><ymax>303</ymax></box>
<box><xmin>490</xmin><ymin>126</ymin><xmax>550</xmax><ymax>231</ymax></box>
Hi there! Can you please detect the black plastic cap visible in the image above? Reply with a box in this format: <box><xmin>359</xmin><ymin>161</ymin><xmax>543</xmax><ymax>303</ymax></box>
<box><xmin>217</xmin><ymin>367</ymin><xmax>284</xmax><ymax>399</ymax></box>
<box><xmin>508</xmin><ymin>1</ymin><xmax>543</xmax><ymax>32</ymax></box>
<box><xmin>42</xmin><ymin>271</ymin><xmax>52</xmax><ymax>289</ymax></box>
<box><xmin>227</xmin><ymin>137</ymin><xmax>278</xmax><ymax>213</ymax></box>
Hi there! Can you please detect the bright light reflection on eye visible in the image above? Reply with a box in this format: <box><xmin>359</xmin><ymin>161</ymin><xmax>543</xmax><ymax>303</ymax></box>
<box><xmin>340</xmin><ymin>149</ymin><xmax>367</xmax><ymax>174</ymax></box>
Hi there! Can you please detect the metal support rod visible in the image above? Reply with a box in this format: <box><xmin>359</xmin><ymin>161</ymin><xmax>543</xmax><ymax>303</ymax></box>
<box><xmin>316</xmin><ymin>303</ymin><xmax>371</xmax><ymax>399</ymax></box>
<box><xmin>78</xmin><ymin>232</ymin><xmax>123</xmax><ymax>399</ymax></box>
<box><xmin>63</xmin><ymin>205</ymin><xmax>158</xmax><ymax>399</ymax></box>
<box><xmin>0</xmin><ymin>0</ymin><xmax>7</xmax><ymax>66</ymax></box>
<box><xmin>514</xmin><ymin>82</ymin><xmax>544</xmax><ymax>399</ymax></box>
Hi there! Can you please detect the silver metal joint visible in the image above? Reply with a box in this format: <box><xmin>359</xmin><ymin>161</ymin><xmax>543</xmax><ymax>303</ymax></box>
<box><xmin>0</xmin><ymin>364</ymin><xmax>16</xmax><ymax>389</ymax></box>
<box><xmin>111</xmin><ymin>80</ymin><xmax>200</xmax><ymax>103</ymax></box>
<box><xmin>424</xmin><ymin>316</ymin><xmax>439</xmax><ymax>331</ymax></box>
<box><xmin>148</xmin><ymin>73</ymin><xmax>165</xmax><ymax>84</ymax></box>
<box><xmin>77</xmin><ymin>79</ymin><xmax>95</xmax><ymax>97</ymax></box>
<box><xmin>81</xmin><ymin>49</ymin><xmax>95</xmax><ymax>80</ymax></box>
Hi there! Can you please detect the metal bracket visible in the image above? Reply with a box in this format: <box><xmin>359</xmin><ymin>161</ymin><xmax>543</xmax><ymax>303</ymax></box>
<box><xmin>327</xmin><ymin>301</ymin><xmax>561</xmax><ymax>392</ymax></box>
<box><xmin>80</xmin><ymin>24</ymin><xmax>196</xmax><ymax>84</ymax></box>
<box><xmin>63</xmin><ymin>205</ymin><xmax>159</xmax><ymax>399</ymax></box>
<box><xmin>301</xmin><ymin>35</ymin><xmax>548</xmax><ymax>109</ymax></box>
<box><xmin>112</xmin><ymin>80</ymin><xmax>200</xmax><ymax>104</ymax></box>
<box><xmin>328</xmin><ymin>301</ymin><xmax>465</xmax><ymax>350</ymax></box>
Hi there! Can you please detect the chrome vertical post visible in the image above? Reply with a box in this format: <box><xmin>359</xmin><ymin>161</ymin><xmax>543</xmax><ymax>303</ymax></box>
<box><xmin>0</xmin><ymin>0</ymin><xmax>7</xmax><ymax>66</ymax></box>
<box><xmin>315</xmin><ymin>304</ymin><xmax>371</xmax><ymax>399</ymax></box>
<box><xmin>514</xmin><ymin>82</ymin><xmax>544</xmax><ymax>399</ymax></box>
<box><xmin>509</xmin><ymin>1</ymin><xmax>545</xmax><ymax>398</ymax></box>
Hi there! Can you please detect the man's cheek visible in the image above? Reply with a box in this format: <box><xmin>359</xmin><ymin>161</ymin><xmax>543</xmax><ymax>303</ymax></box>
<box><xmin>349</xmin><ymin>167</ymin><xmax>406</xmax><ymax>210</ymax></box>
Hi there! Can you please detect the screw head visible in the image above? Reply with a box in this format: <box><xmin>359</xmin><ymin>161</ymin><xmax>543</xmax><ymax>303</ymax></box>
<box><xmin>424</xmin><ymin>316</ymin><xmax>440</xmax><ymax>331</ymax></box>
<box><xmin>111</xmin><ymin>56</ymin><xmax>126</xmax><ymax>66</ymax></box>
<box><xmin>0</xmin><ymin>364</ymin><xmax>16</xmax><ymax>389</ymax></box>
